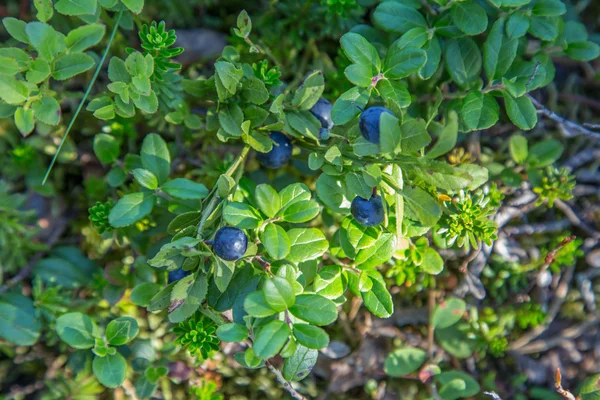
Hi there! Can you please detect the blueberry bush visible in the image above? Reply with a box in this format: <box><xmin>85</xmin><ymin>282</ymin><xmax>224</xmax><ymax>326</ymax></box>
<box><xmin>1</xmin><ymin>0</ymin><xmax>600</xmax><ymax>399</ymax></box>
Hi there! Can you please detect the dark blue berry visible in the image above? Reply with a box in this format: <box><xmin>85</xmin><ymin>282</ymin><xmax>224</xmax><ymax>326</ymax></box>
<box><xmin>310</xmin><ymin>98</ymin><xmax>334</xmax><ymax>130</ymax></box>
<box><xmin>359</xmin><ymin>106</ymin><xmax>393</xmax><ymax>144</ymax></box>
<box><xmin>257</xmin><ymin>131</ymin><xmax>292</xmax><ymax>169</ymax></box>
<box><xmin>213</xmin><ymin>227</ymin><xmax>248</xmax><ymax>261</ymax></box>
<box><xmin>351</xmin><ymin>195</ymin><xmax>385</xmax><ymax>227</ymax></box>
<box><xmin>168</xmin><ymin>268</ymin><xmax>191</xmax><ymax>283</ymax></box>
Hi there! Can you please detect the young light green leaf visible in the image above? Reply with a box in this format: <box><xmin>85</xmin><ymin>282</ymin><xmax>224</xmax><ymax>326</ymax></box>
<box><xmin>287</xmin><ymin>228</ymin><xmax>329</xmax><ymax>263</ymax></box>
<box><xmin>223</xmin><ymin>202</ymin><xmax>263</xmax><ymax>229</ymax></box>
<box><xmin>256</xmin><ymin>184</ymin><xmax>281</xmax><ymax>218</ymax></box>
<box><xmin>262</xmin><ymin>277</ymin><xmax>295</xmax><ymax>311</ymax></box>
<box><xmin>141</xmin><ymin>133</ymin><xmax>171</xmax><ymax>184</ymax></box>
<box><xmin>509</xmin><ymin>135</ymin><xmax>528</xmax><ymax>164</ymax></box>
<box><xmin>133</xmin><ymin>169</ymin><xmax>158</xmax><ymax>190</ymax></box>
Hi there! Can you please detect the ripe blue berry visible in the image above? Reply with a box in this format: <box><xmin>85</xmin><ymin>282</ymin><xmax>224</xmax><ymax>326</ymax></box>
<box><xmin>310</xmin><ymin>98</ymin><xmax>334</xmax><ymax>130</ymax></box>
<box><xmin>359</xmin><ymin>106</ymin><xmax>393</xmax><ymax>144</ymax></box>
<box><xmin>168</xmin><ymin>268</ymin><xmax>191</xmax><ymax>283</ymax></box>
<box><xmin>351</xmin><ymin>195</ymin><xmax>385</xmax><ymax>227</ymax></box>
<box><xmin>213</xmin><ymin>227</ymin><xmax>248</xmax><ymax>261</ymax></box>
<box><xmin>257</xmin><ymin>131</ymin><xmax>292</xmax><ymax>169</ymax></box>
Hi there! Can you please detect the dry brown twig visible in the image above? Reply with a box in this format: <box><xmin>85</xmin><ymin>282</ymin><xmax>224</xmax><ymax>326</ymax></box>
<box><xmin>529</xmin><ymin>95</ymin><xmax>600</xmax><ymax>140</ymax></box>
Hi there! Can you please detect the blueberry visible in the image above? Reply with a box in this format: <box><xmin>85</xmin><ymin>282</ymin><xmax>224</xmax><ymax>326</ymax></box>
<box><xmin>168</xmin><ymin>268</ymin><xmax>191</xmax><ymax>283</ymax></box>
<box><xmin>257</xmin><ymin>131</ymin><xmax>293</xmax><ymax>169</ymax></box>
<box><xmin>310</xmin><ymin>98</ymin><xmax>334</xmax><ymax>130</ymax></box>
<box><xmin>351</xmin><ymin>195</ymin><xmax>385</xmax><ymax>227</ymax></box>
<box><xmin>213</xmin><ymin>227</ymin><xmax>248</xmax><ymax>261</ymax></box>
<box><xmin>359</xmin><ymin>106</ymin><xmax>393</xmax><ymax>144</ymax></box>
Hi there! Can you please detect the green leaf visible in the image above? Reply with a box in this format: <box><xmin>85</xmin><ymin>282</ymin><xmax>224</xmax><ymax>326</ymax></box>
<box><xmin>502</xmin><ymin>92</ymin><xmax>537</xmax><ymax>130</ymax></box>
<box><xmin>400</xmin><ymin>186</ymin><xmax>442</xmax><ymax>228</ymax></box>
<box><xmin>52</xmin><ymin>53</ymin><xmax>96</xmax><ymax>80</ymax></box>
<box><xmin>0</xmin><ymin>292</ymin><xmax>41</xmax><ymax>346</ymax></box>
<box><xmin>242</xmin><ymin>76</ymin><xmax>269</xmax><ymax>105</ymax></box>
<box><xmin>340</xmin><ymin>32</ymin><xmax>381</xmax><ymax>74</ymax></box>
<box><xmin>331</xmin><ymin>86</ymin><xmax>370</xmax><ymax>125</ymax></box>
<box><xmin>384</xmin><ymin>47</ymin><xmax>427</xmax><ymax>79</ymax></box>
<box><xmin>106</xmin><ymin>317</ymin><xmax>139</xmax><ymax>346</ymax></box>
<box><xmin>280</xmin><ymin>183</ymin><xmax>312</xmax><ymax>209</ymax></box>
<box><xmin>445</xmin><ymin>38</ymin><xmax>482</xmax><ymax>89</ymax></box>
<box><xmin>361</xmin><ymin>274</ymin><xmax>393</xmax><ymax>318</ymax></box>
<box><xmin>283</xmin><ymin>345</ymin><xmax>317</xmax><ymax>382</ymax></box>
<box><xmin>217</xmin><ymin>323</ymin><xmax>249</xmax><ymax>342</ymax></box>
<box><xmin>108</xmin><ymin>192</ymin><xmax>156</xmax><ymax>228</ymax></box>
<box><xmin>532</xmin><ymin>0</ymin><xmax>566</xmax><ymax>16</ymax></box>
<box><xmin>0</xmin><ymin>75</ymin><xmax>30</xmax><ymax>105</ymax></box>
<box><xmin>244</xmin><ymin>291</ymin><xmax>277</xmax><ymax>317</ymax></box>
<box><xmin>121</xmin><ymin>0</ymin><xmax>144</xmax><ymax>14</ymax></box>
<box><xmin>451</xmin><ymin>1</ymin><xmax>488</xmax><ymax>36</ymax></box>
<box><xmin>133</xmin><ymin>169</ymin><xmax>158</xmax><ymax>190</ymax></box>
<box><xmin>15</xmin><ymin>107</ymin><xmax>35</xmax><ymax>136</ymax></box>
<box><xmin>566</xmin><ymin>41</ymin><xmax>600</xmax><ymax>62</ymax></box>
<box><xmin>168</xmin><ymin>274</ymin><xmax>208</xmax><ymax>323</ymax></box>
<box><xmin>288</xmin><ymin>294</ymin><xmax>338</xmax><ymax>326</ymax></box>
<box><xmin>66</xmin><ymin>23</ymin><xmax>106</xmax><ymax>52</ymax></box>
<box><xmin>506</xmin><ymin>13</ymin><xmax>530</xmax><ymax>38</ymax></box>
<box><xmin>580</xmin><ymin>374</ymin><xmax>600</xmax><ymax>399</ymax></box>
<box><xmin>292</xmin><ymin>70</ymin><xmax>325</xmax><ymax>110</ymax></box>
<box><xmin>31</xmin><ymin>95</ymin><xmax>61</xmax><ymax>126</ymax></box>
<box><xmin>344</xmin><ymin>64</ymin><xmax>372</xmax><ymax>87</ymax></box>
<box><xmin>223</xmin><ymin>202</ymin><xmax>263</xmax><ymax>229</ymax></box>
<box><xmin>130</xmin><ymin>283</ymin><xmax>160</xmax><ymax>307</ymax></box>
<box><xmin>484</xmin><ymin>18</ymin><xmax>518</xmax><ymax>81</ymax></box>
<box><xmin>281</xmin><ymin>200</ymin><xmax>320</xmax><ymax>223</ymax></box>
<box><xmin>316</xmin><ymin>174</ymin><xmax>350</xmax><ymax>214</ymax></box>
<box><xmin>421</xmin><ymin>247</ymin><xmax>444</xmax><ymax>275</ymax></box>
<box><xmin>26</xmin><ymin>59</ymin><xmax>51</xmax><ymax>84</ymax></box>
<box><xmin>26</xmin><ymin>22</ymin><xmax>66</xmax><ymax>61</ymax></box>
<box><xmin>529</xmin><ymin>16</ymin><xmax>560</xmax><ymax>41</ymax></box>
<box><xmin>94</xmin><ymin>133</ymin><xmax>120</xmax><ymax>164</ymax></box>
<box><xmin>292</xmin><ymin>324</ymin><xmax>329</xmax><ymax>349</ymax></box>
<box><xmin>147</xmin><ymin>282</ymin><xmax>176</xmax><ymax>311</ymax></box>
<box><xmin>261</xmin><ymin>224</ymin><xmax>291</xmax><ymax>260</ymax></box>
<box><xmin>378</xmin><ymin>79</ymin><xmax>411</xmax><ymax>110</ymax></box>
<box><xmin>55</xmin><ymin>0</ymin><xmax>97</xmax><ymax>15</ymax></box>
<box><xmin>214</xmin><ymin>61</ymin><xmax>243</xmax><ymax>95</ymax></box>
<box><xmin>461</xmin><ymin>91</ymin><xmax>499</xmax><ymax>132</ymax></box>
<box><xmin>400</xmin><ymin>118</ymin><xmax>431</xmax><ymax>154</ymax></box>
<box><xmin>384</xmin><ymin>347</ymin><xmax>427</xmax><ymax>377</ymax></box>
<box><xmin>262</xmin><ymin>277</ymin><xmax>295</xmax><ymax>312</ymax></box>
<box><xmin>345</xmin><ymin>172</ymin><xmax>373</xmax><ymax>200</ymax></box>
<box><xmin>218</xmin><ymin>103</ymin><xmax>244</xmax><ymax>136</ymax></box>
<box><xmin>56</xmin><ymin>312</ymin><xmax>97</xmax><ymax>349</ymax></box>
<box><xmin>141</xmin><ymin>133</ymin><xmax>171</xmax><ymax>184</ymax></box>
<box><xmin>427</xmin><ymin>111</ymin><xmax>458</xmax><ymax>158</ymax></box>
<box><xmin>527</xmin><ymin>139</ymin><xmax>563</xmax><ymax>167</ymax></box>
<box><xmin>287</xmin><ymin>110</ymin><xmax>321</xmax><ymax>141</ymax></box>
<box><xmin>34</xmin><ymin>0</ymin><xmax>54</xmax><ymax>22</ymax></box>
<box><xmin>162</xmin><ymin>178</ymin><xmax>208</xmax><ymax>200</ymax></box>
<box><xmin>355</xmin><ymin>232</ymin><xmax>396</xmax><ymax>269</ymax></box>
<box><xmin>420</xmin><ymin>36</ymin><xmax>442</xmax><ymax>80</ymax></box>
<box><xmin>373</xmin><ymin>1</ymin><xmax>427</xmax><ymax>34</ymax></box>
<box><xmin>436</xmin><ymin>371</ymin><xmax>480</xmax><ymax>400</ymax></box>
<box><xmin>93</xmin><ymin>353</ymin><xmax>127</xmax><ymax>389</ymax></box>
<box><xmin>214</xmin><ymin>257</ymin><xmax>235</xmax><ymax>292</ymax></box>
<box><xmin>510</xmin><ymin>134</ymin><xmax>528</xmax><ymax>164</ymax></box>
<box><xmin>234</xmin><ymin>9</ymin><xmax>252</xmax><ymax>38</ymax></box>
<box><xmin>432</xmin><ymin>297</ymin><xmax>466</xmax><ymax>329</ymax></box>
<box><xmin>253</xmin><ymin>320</ymin><xmax>290</xmax><ymax>359</ymax></box>
<box><xmin>256</xmin><ymin>184</ymin><xmax>281</xmax><ymax>218</ymax></box>
<box><xmin>3</xmin><ymin>18</ymin><xmax>30</xmax><ymax>44</ymax></box>
<box><xmin>379</xmin><ymin>111</ymin><xmax>402</xmax><ymax>155</ymax></box>
<box><xmin>287</xmin><ymin>228</ymin><xmax>329</xmax><ymax>263</ymax></box>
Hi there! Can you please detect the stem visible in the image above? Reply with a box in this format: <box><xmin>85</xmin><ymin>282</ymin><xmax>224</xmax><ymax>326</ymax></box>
<box><xmin>264</xmin><ymin>360</ymin><xmax>307</xmax><ymax>400</ymax></box>
<box><xmin>42</xmin><ymin>10</ymin><xmax>124</xmax><ymax>185</ymax></box>
<box><xmin>244</xmin><ymin>36</ymin><xmax>281</xmax><ymax>68</ymax></box>
<box><xmin>196</xmin><ymin>145</ymin><xmax>251</xmax><ymax>238</ymax></box>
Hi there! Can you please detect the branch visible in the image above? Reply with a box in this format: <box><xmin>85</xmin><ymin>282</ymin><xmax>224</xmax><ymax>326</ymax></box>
<box><xmin>264</xmin><ymin>360</ymin><xmax>308</xmax><ymax>400</ymax></box>
<box><xmin>528</xmin><ymin>95</ymin><xmax>600</xmax><ymax>140</ymax></box>
<box><xmin>555</xmin><ymin>369</ymin><xmax>578</xmax><ymax>400</ymax></box>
